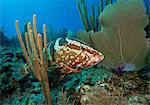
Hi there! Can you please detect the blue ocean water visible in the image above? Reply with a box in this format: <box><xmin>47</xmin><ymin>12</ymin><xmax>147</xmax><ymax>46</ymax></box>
<box><xmin>0</xmin><ymin>0</ymin><xmax>149</xmax><ymax>39</ymax></box>
<box><xmin>0</xmin><ymin>0</ymin><xmax>80</xmax><ymax>39</ymax></box>
<box><xmin>0</xmin><ymin>0</ymin><xmax>98</xmax><ymax>39</ymax></box>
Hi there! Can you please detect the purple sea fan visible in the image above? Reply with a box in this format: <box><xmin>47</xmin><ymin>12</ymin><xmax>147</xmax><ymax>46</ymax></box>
<box><xmin>114</xmin><ymin>63</ymin><xmax>136</xmax><ymax>75</ymax></box>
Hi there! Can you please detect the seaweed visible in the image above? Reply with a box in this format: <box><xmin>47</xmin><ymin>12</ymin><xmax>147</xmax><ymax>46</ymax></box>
<box><xmin>77</xmin><ymin>0</ymin><xmax>115</xmax><ymax>32</ymax></box>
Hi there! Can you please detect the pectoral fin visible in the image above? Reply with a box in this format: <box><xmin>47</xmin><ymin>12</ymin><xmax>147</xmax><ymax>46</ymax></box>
<box><xmin>62</xmin><ymin>64</ymin><xmax>80</xmax><ymax>73</ymax></box>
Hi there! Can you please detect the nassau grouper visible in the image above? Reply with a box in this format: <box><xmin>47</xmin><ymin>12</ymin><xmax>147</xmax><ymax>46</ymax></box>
<box><xmin>48</xmin><ymin>37</ymin><xmax>104</xmax><ymax>74</ymax></box>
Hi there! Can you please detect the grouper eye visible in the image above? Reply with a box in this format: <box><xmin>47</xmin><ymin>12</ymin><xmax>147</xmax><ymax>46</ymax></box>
<box><xmin>80</xmin><ymin>45</ymin><xmax>84</xmax><ymax>50</ymax></box>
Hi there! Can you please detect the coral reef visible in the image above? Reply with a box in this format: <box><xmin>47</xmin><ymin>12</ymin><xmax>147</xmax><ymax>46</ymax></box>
<box><xmin>49</xmin><ymin>66</ymin><xmax>112</xmax><ymax>105</ymax></box>
<box><xmin>9</xmin><ymin>37</ymin><xmax>20</xmax><ymax>48</ymax></box>
<box><xmin>0</xmin><ymin>46</ymin><xmax>149</xmax><ymax>105</ymax></box>
<box><xmin>128</xmin><ymin>94</ymin><xmax>150</xmax><ymax>105</ymax></box>
<box><xmin>56</xmin><ymin>88</ymin><xmax>71</xmax><ymax>105</ymax></box>
<box><xmin>0</xmin><ymin>26</ymin><xmax>11</xmax><ymax>47</ymax></box>
<box><xmin>80</xmin><ymin>87</ymin><xmax>127</xmax><ymax>105</ymax></box>
<box><xmin>79</xmin><ymin>71</ymin><xmax>149</xmax><ymax>105</ymax></box>
<box><xmin>0</xmin><ymin>46</ymin><xmax>47</xmax><ymax>104</ymax></box>
<box><xmin>77</xmin><ymin>0</ymin><xmax>149</xmax><ymax>72</ymax></box>
<box><xmin>0</xmin><ymin>45</ymin><xmax>26</xmax><ymax>99</ymax></box>
<box><xmin>0</xmin><ymin>26</ymin><xmax>20</xmax><ymax>48</ymax></box>
<box><xmin>1</xmin><ymin>77</ymin><xmax>46</xmax><ymax>105</ymax></box>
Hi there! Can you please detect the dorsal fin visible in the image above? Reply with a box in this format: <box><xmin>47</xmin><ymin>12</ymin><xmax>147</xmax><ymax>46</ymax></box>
<box><xmin>66</xmin><ymin>37</ymin><xmax>91</xmax><ymax>46</ymax></box>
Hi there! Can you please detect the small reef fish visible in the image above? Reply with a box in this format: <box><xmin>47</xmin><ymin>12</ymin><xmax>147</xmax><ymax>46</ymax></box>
<box><xmin>48</xmin><ymin>37</ymin><xmax>104</xmax><ymax>74</ymax></box>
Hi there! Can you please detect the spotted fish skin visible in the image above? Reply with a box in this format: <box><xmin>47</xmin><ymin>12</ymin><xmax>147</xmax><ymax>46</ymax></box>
<box><xmin>48</xmin><ymin>37</ymin><xmax>104</xmax><ymax>74</ymax></box>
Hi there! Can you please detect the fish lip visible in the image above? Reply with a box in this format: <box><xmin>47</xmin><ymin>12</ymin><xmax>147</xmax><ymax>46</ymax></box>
<box><xmin>98</xmin><ymin>51</ymin><xmax>104</xmax><ymax>60</ymax></box>
<box><xmin>97</xmin><ymin>55</ymin><xmax>104</xmax><ymax>64</ymax></box>
<box><xmin>95</xmin><ymin>53</ymin><xmax>104</xmax><ymax>62</ymax></box>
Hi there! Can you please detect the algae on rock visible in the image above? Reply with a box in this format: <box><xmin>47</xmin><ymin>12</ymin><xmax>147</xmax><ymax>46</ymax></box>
<box><xmin>77</xmin><ymin>0</ymin><xmax>149</xmax><ymax>71</ymax></box>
